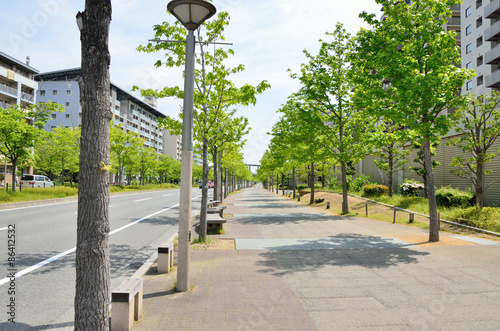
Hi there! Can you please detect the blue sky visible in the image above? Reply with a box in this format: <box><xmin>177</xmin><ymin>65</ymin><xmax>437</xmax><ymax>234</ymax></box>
<box><xmin>2</xmin><ymin>0</ymin><xmax>381</xmax><ymax>164</ymax></box>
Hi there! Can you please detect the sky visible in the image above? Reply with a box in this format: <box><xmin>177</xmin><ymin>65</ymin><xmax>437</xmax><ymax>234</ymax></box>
<box><xmin>1</xmin><ymin>0</ymin><xmax>382</xmax><ymax>165</ymax></box>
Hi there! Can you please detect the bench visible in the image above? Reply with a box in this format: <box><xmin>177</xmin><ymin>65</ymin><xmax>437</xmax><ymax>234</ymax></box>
<box><xmin>206</xmin><ymin>213</ymin><xmax>227</xmax><ymax>229</ymax></box>
<box><xmin>207</xmin><ymin>205</ymin><xmax>226</xmax><ymax>217</ymax></box>
<box><xmin>111</xmin><ymin>277</ymin><xmax>143</xmax><ymax>331</ymax></box>
<box><xmin>207</xmin><ymin>200</ymin><xmax>221</xmax><ymax>208</ymax></box>
<box><xmin>157</xmin><ymin>241</ymin><xmax>174</xmax><ymax>274</ymax></box>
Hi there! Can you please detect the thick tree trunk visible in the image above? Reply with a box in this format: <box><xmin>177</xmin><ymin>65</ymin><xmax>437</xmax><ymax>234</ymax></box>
<box><xmin>423</xmin><ymin>139</ymin><xmax>439</xmax><ymax>242</ymax></box>
<box><xmin>309</xmin><ymin>162</ymin><xmax>315</xmax><ymax>205</ymax></box>
<box><xmin>341</xmin><ymin>161</ymin><xmax>349</xmax><ymax>214</ymax></box>
<box><xmin>200</xmin><ymin>139</ymin><xmax>209</xmax><ymax>242</ymax></box>
<box><xmin>74</xmin><ymin>1</ymin><xmax>112</xmax><ymax>330</ymax></box>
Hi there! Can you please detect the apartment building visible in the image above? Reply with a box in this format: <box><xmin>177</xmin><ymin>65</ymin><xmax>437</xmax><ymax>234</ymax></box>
<box><xmin>34</xmin><ymin>68</ymin><xmax>165</xmax><ymax>154</ymax></box>
<box><xmin>0</xmin><ymin>51</ymin><xmax>39</xmax><ymax>185</ymax></box>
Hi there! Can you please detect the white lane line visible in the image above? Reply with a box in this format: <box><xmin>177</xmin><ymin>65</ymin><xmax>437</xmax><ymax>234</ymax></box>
<box><xmin>0</xmin><ymin>227</ymin><xmax>7</xmax><ymax>231</ymax></box>
<box><xmin>0</xmin><ymin>201</ymin><xmax>185</xmax><ymax>286</ymax></box>
<box><xmin>162</xmin><ymin>194</ymin><xmax>173</xmax><ymax>197</ymax></box>
<box><xmin>134</xmin><ymin>198</ymin><xmax>151</xmax><ymax>203</ymax></box>
<box><xmin>0</xmin><ymin>200</ymin><xmax>76</xmax><ymax>212</ymax></box>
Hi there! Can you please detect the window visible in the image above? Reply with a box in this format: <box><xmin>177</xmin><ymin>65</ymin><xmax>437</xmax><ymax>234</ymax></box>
<box><xmin>465</xmin><ymin>6</ymin><xmax>471</xmax><ymax>17</ymax></box>
<box><xmin>52</xmin><ymin>114</ymin><xmax>57</xmax><ymax>119</ymax></box>
<box><xmin>477</xmin><ymin>36</ymin><xmax>483</xmax><ymax>47</ymax></box>
<box><xmin>66</xmin><ymin>90</ymin><xmax>71</xmax><ymax>95</ymax></box>
<box><xmin>466</xmin><ymin>62</ymin><xmax>472</xmax><ymax>70</ymax></box>
<box><xmin>466</xmin><ymin>43</ymin><xmax>472</xmax><ymax>54</ymax></box>
<box><xmin>477</xmin><ymin>75</ymin><xmax>484</xmax><ymax>86</ymax></box>
<box><xmin>40</xmin><ymin>90</ymin><xmax>45</xmax><ymax>96</ymax></box>
<box><xmin>476</xmin><ymin>0</ymin><xmax>482</xmax><ymax>9</ymax></box>
<box><xmin>66</xmin><ymin>114</ymin><xmax>70</xmax><ymax>119</ymax></box>
<box><xmin>476</xmin><ymin>17</ymin><xmax>482</xmax><ymax>28</ymax></box>
<box><xmin>477</xmin><ymin>55</ymin><xmax>483</xmax><ymax>66</ymax></box>
<box><xmin>466</xmin><ymin>80</ymin><xmax>473</xmax><ymax>91</ymax></box>
<box><xmin>66</xmin><ymin>102</ymin><xmax>71</xmax><ymax>107</ymax></box>
<box><xmin>52</xmin><ymin>90</ymin><xmax>58</xmax><ymax>96</ymax></box>
<box><xmin>466</xmin><ymin>25</ymin><xmax>472</xmax><ymax>36</ymax></box>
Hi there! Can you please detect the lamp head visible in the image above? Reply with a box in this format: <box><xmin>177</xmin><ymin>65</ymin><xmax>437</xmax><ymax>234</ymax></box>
<box><xmin>167</xmin><ymin>0</ymin><xmax>217</xmax><ymax>31</ymax></box>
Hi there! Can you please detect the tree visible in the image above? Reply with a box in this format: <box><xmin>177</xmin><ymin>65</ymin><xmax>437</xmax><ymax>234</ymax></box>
<box><xmin>110</xmin><ymin>124</ymin><xmax>142</xmax><ymax>185</ymax></box>
<box><xmin>354</xmin><ymin>0</ymin><xmax>471</xmax><ymax>241</ymax></box>
<box><xmin>371</xmin><ymin>122</ymin><xmax>411</xmax><ymax>196</ymax></box>
<box><xmin>291</xmin><ymin>23</ymin><xmax>372</xmax><ymax>213</ymax></box>
<box><xmin>136</xmin><ymin>146</ymin><xmax>158</xmax><ymax>185</ymax></box>
<box><xmin>136</xmin><ymin>11</ymin><xmax>269</xmax><ymax>242</ymax></box>
<box><xmin>448</xmin><ymin>91</ymin><xmax>500</xmax><ymax>208</ymax></box>
<box><xmin>157</xmin><ymin>155</ymin><xmax>181</xmax><ymax>183</ymax></box>
<box><xmin>0</xmin><ymin>103</ymin><xmax>62</xmax><ymax>191</ymax></box>
<box><xmin>35</xmin><ymin>127</ymin><xmax>80</xmax><ymax>185</ymax></box>
<box><xmin>74</xmin><ymin>1</ymin><xmax>112</xmax><ymax>329</ymax></box>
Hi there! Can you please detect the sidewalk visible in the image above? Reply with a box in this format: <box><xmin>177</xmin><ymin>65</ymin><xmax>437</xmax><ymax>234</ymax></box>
<box><xmin>133</xmin><ymin>186</ymin><xmax>500</xmax><ymax>331</ymax></box>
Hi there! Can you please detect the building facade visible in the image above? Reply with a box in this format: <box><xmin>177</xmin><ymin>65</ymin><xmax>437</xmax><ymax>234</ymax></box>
<box><xmin>34</xmin><ymin>68</ymin><xmax>166</xmax><ymax>154</ymax></box>
<box><xmin>0</xmin><ymin>51</ymin><xmax>39</xmax><ymax>185</ymax></box>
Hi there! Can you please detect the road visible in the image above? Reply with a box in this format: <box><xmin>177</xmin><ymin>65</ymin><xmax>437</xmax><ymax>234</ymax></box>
<box><xmin>0</xmin><ymin>188</ymin><xmax>203</xmax><ymax>330</ymax></box>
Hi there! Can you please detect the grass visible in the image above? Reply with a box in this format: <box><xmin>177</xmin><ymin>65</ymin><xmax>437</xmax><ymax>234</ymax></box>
<box><xmin>288</xmin><ymin>188</ymin><xmax>500</xmax><ymax>236</ymax></box>
<box><xmin>0</xmin><ymin>183</ymin><xmax>180</xmax><ymax>204</ymax></box>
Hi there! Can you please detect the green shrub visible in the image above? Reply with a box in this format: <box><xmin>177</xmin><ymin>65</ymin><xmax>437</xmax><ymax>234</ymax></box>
<box><xmin>296</xmin><ymin>183</ymin><xmax>308</xmax><ymax>190</ymax></box>
<box><xmin>0</xmin><ymin>191</ymin><xmax>13</xmax><ymax>202</ymax></box>
<box><xmin>399</xmin><ymin>179</ymin><xmax>424</xmax><ymax>196</ymax></box>
<box><xmin>314</xmin><ymin>183</ymin><xmax>321</xmax><ymax>189</ymax></box>
<box><xmin>362</xmin><ymin>184</ymin><xmax>389</xmax><ymax>196</ymax></box>
<box><xmin>350</xmin><ymin>174</ymin><xmax>372</xmax><ymax>192</ymax></box>
<box><xmin>435</xmin><ymin>186</ymin><xmax>474</xmax><ymax>208</ymax></box>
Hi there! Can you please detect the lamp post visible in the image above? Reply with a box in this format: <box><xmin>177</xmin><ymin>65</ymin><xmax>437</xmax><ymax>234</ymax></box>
<box><xmin>167</xmin><ymin>0</ymin><xmax>216</xmax><ymax>292</ymax></box>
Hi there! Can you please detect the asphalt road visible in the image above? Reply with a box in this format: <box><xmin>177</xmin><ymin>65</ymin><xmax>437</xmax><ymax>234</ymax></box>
<box><xmin>0</xmin><ymin>188</ymin><xmax>203</xmax><ymax>330</ymax></box>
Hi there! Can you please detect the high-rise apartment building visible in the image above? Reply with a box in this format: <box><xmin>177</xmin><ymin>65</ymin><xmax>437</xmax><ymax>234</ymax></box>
<box><xmin>34</xmin><ymin>68</ymin><xmax>165</xmax><ymax>154</ymax></box>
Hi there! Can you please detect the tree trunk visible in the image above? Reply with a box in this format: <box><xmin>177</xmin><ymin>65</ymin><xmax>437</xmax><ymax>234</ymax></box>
<box><xmin>292</xmin><ymin>168</ymin><xmax>296</xmax><ymax>199</ymax></box>
<box><xmin>213</xmin><ymin>148</ymin><xmax>218</xmax><ymax>201</ymax></box>
<box><xmin>218</xmin><ymin>151</ymin><xmax>223</xmax><ymax>202</ymax></box>
<box><xmin>281</xmin><ymin>173</ymin><xmax>285</xmax><ymax>195</ymax></box>
<box><xmin>423</xmin><ymin>139</ymin><xmax>439</xmax><ymax>242</ymax></box>
<box><xmin>199</xmin><ymin>139</ymin><xmax>209</xmax><ymax>242</ymax></box>
<box><xmin>309</xmin><ymin>162</ymin><xmax>315</xmax><ymax>205</ymax></box>
<box><xmin>341</xmin><ymin>161</ymin><xmax>349</xmax><ymax>214</ymax></box>
<box><xmin>388</xmin><ymin>152</ymin><xmax>394</xmax><ymax>197</ymax></box>
<box><xmin>74</xmin><ymin>1</ymin><xmax>112</xmax><ymax>330</ymax></box>
<box><xmin>476</xmin><ymin>160</ymin><xmax>484</xmax><ymax>208</ymax></box>
<box><xmin>11</xmin><ymin>158</ymin><xmax>17</xmax><ymax>192</ymax></box>
<box><xmin>224</xmin><ymin>168</ymin><xmax>228</xmax><ymax>198</ymax></box>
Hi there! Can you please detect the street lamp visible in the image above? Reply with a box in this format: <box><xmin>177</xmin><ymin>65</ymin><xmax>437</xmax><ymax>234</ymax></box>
<box><xmin>167</xmin><ymin>0</ymin><xmax>216</xmax><ymax>292</ymax></box>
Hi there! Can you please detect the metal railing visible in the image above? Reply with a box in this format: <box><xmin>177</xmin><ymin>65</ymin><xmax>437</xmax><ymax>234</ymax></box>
<box><xmin>0</xmin><ymin>83</ymin><xmax>17</xmax><ymax>96</ymax></box>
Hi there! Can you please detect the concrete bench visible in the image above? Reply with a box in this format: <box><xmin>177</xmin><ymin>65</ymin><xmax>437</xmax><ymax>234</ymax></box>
<box><xmin>207</xmin><ymin>200</ymin><xmax>221</xmax><ymax>208</ymax></box>
<box><xmin>111</xmin><ymin>277</ymin><xmax>143</xmax><ymax>331</ymax></box>
<box><xmin>206</xmin><ymin>213</ymin><xmax>227</xmax><ymax>229</ymax></box>
<box><xmin>157</xmin><ymin>241</ymin><xmax>174</xmax><ymax>274</ymax></box>
<box><xmin>207</xmin><ymin>205</ymin><xmax>226</xmax><ymax>217</ymax></box>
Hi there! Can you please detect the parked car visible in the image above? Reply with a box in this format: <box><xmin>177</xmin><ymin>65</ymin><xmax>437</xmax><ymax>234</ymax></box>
<box><xmin>19</xmin><ymin>174</ymin><xmax>54</xmax><ymax>188</ymax></box>
<box><xmin>199</xmin><ymin>181</ymin><xmax>215</xmax><ymax>188</ymax></box>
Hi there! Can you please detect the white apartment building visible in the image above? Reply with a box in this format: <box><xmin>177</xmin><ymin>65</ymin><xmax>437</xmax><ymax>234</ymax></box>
<box><xmin>0</xmin><ymin>51</ymin><xmax>39</xmax><ymax>185</ymax></box>
<box><xmin>34</xmin><ymin>68</ymin><xmax>165</xmax><ymax>154</ymax></box>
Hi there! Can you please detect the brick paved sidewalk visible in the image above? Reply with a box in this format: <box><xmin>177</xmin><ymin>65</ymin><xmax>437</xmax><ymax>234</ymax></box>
<box><xmin>132</xmin><ymin>186</ymin><xmax>500</xmax><ymax>331</ymax></box>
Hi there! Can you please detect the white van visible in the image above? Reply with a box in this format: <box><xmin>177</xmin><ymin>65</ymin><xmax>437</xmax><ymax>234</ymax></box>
<box><xmin>19</xmin><ymin>174</ymin><xmax>54</xmax><ymax>188</ymax></box>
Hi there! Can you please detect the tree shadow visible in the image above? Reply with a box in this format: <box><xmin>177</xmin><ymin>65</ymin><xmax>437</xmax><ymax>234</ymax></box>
<box><xmin>230</xmin><ymin>213</ymin><xmax>343</xmax><ymax>226</ymax></box>
<box><xmin>254</xmin><ymin>233</ymin><xmax>429</xmax><ymax>276</ymax></box>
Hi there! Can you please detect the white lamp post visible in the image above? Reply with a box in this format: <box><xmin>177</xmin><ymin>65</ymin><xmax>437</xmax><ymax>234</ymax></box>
<box><xmin>167</xmin><ymin>0</ymin><xmax>216</xmax><ymax>292</ymax></box>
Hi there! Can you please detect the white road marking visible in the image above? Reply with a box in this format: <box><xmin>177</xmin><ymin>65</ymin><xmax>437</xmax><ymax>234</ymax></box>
<box><xmin>162</xmin><ymin>194</ymin><xmax>173</xmax><ymax>197</ymax></box>
<box><xmin>0</xmin><ymin>227</ymin><xmax>7</xmax><ymax>231</ymax></box>
<box><xmin>0</xmin><ymin>193</ymin><xmax>203</xmax><ymax>286</ymax></box>
<box><xmin>134</xmin><ymin>198</ymin><xmax>151</xmax><ymax>203</ymax></box>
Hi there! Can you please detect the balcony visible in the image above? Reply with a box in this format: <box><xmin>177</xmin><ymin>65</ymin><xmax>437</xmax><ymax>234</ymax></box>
<box><xmin>486</xmin><ymin>45</ymin><xmax>500</xmax><ymax>65</ymax></box>
<box><xmin>486</xmin><ymin>69</ymin><xmax>500</xmax><ymax>88</ymax></box>
<box><xmin>0</xmin><ymin>101</ymin><xmax>10</xmax><ymax>109</ymax></box>
<box><xmin>485</xmin><ymin>0</ymin><xmax>500</xmax><ymax>19</ymax></box>
<box><xmin>485</xmin><ymin>19</ymin><xmax>500</xmax><ymax>42</ymax></box>
<box><xmin>0</xmin><ymin>83</ymin><xmax>18</xmax><ymax>97</ymax></box>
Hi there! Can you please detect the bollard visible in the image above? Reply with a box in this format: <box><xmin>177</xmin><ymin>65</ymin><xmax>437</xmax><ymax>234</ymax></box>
<box><xmin>393</xmin><ymin>208</ymin><xmax>397</xmax><ymax>224</ymax></box>
<box><xmin>409</xmin><ymin>212</ymin><xmax>415</xmax><ymax>223</ymax></box>
<box><xmin>326</xmin><ymin>201</ymin><xmax>330</xmax><ymax>209</ymax></box>
<box><xmin>365</xmin><ymin>203</ymin><xmax>368</xmax><ymax>217</ymax></box>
